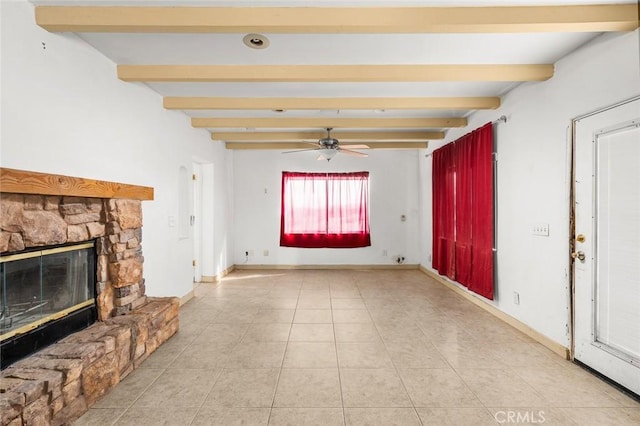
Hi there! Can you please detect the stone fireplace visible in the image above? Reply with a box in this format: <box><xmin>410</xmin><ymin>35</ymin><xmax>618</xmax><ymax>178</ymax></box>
<box><xmin>0</xmin><ymin>168</ymin><xmax>179</xmax><ymax>425</ymax></box>
<box><xmin>1</xmin><ymin>193</ymin><xmax>147</xmax><ymax>321</ymax></box>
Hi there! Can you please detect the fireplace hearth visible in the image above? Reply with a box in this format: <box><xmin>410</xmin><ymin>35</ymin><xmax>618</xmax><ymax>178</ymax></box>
<box><xmin>0</xmin><ymin>168</ymin><xmax>178</xmax><ymax>425</ymax></box>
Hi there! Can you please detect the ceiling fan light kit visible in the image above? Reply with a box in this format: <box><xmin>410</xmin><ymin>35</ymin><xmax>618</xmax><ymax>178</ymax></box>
<box><xmin>317</xmin><ymin>149</ymin><xmax>339</xmax><ymax>162</ymax></box>
<box><xmin>283</xmin><ymin>128</ymin><xmax>369</xmax><ymax>162</ymax></box>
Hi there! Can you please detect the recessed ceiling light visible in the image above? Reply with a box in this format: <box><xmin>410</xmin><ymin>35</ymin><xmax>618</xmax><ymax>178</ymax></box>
<box><xmin>243</xmin><ymin>34</ymin><xmax>270</xmax><ymax>50</ymax></box>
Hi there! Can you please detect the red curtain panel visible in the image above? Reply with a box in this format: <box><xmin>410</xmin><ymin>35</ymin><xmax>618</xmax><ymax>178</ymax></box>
<box><xmin>432</xmin><ymin>143</ymin><xmax>456</xmax><ymax>279</ymax></box>
<box><xmin>469</xmin><ymin>123</ymin><xmax>494</xmax><ymax>300</ymax></box>
<box><xmin>432</xmin><ymin>123</ymin><xmax>494</xmax><ymax>300</ymax></box>
<box><xmin>454</xmin><ymin>134</ymin><xmax>473</xmax><ymax>288</ymax></box>
<box><xmin>280</xmin><ymin>171</ymin><xmax>371</xmax><ymax>248</ymax></box>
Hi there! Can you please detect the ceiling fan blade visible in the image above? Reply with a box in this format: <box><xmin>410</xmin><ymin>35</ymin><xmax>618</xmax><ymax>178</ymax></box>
<box><xmin>339</xmin><ymin>148</ymin><xmax>368</xmax><ymax>157</ymax></box>
<box><xmin>341</xmin><ymin>144</ymin><xmax>370</xmax><ymax>149</ymax></box>
<box><xmin>282</xmin><ymin>148</ymin><xmax>320</xmax><ymax>154</ymax></box>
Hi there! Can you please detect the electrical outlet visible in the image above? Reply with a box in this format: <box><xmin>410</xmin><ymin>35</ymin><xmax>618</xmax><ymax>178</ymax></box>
<box><xmin>263</xmin><ymin>249</ymin><xmax>269</xmax><ymax>256</ymax></box>
<box><xmin>513</xmin><ymin>291</ymin><xmax>520</xmax><ymax>305</ymax></box>
<box><xmin>382</xmin><ymin>249</ymin><xmax>388</xmax><ymax>256</ymax></box>
<box><xmin>533</xmin><ymin>223</ymin><xmax>549</xmax><ymax>236</ymax></box>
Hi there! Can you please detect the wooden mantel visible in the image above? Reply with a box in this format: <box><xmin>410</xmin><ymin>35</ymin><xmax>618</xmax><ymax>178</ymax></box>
<box><xmin>0</xmin><ymin>168</ymin><xmax>154</xmax><ymax>200</ymax></box>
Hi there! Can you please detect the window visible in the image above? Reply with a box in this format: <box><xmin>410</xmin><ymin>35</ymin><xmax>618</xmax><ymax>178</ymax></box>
<box><xmin>280</xmin><ymin>172</ymin><xmax>371</xmax><ymax>248</ymax></box>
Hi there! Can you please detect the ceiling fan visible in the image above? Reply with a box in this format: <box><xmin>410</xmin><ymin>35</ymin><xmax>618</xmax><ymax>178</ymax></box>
<box><xmin>283</xmin><ymin>128</ymin><xmax>369</xmax><ymax>161</ymax></box>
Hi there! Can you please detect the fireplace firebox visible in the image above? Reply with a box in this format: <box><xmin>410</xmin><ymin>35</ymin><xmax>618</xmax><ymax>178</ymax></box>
<box><xmin>0</xmin><ymin>241</ymin><xmax>97</xmax><ymax>367</ymax></box>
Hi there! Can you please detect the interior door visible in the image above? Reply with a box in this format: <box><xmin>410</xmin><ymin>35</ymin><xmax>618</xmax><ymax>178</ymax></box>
<box><xmin>573</xmin><ymin>97</ymin><xmax>640</xmax><ymax>396</ymax></box>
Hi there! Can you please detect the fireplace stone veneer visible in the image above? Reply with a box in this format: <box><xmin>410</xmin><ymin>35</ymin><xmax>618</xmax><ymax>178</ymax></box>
<box><xmin>0</xmin><ymin>180</ymin><xmax>178</xmax><ymax>425</ymax></box>
<box><xmin>1</xmin><ymin>194</ymin><xmax>147</xmax><ymax>319</ymax></box>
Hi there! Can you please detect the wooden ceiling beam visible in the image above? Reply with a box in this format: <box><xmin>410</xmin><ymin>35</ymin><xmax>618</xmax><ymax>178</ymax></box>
<box><xmin>165</xmin><ymin>97</ymin><xmax>500</xmax><ymax>110</ymax></box>
<box><xmin>194</xmin><ymin>117</ymin><xmax>466</xmax><ymax>129</ymax></box>
<box><xmin>212</xmin><ymin>131</ymin><xmax>445</xmax><ymax>142</ymax></box>
<box><xmin>36</xmin><ymin>5</ymin><xmax>639</xmax><ymax>33</ymax></box>
<box><xmin>119</xmin><ymin>64</ymin><xmax>553</xmax><ymax>83</ymax></box>
<box><xmin>225</xmin><ymin>142</ymin><xmax>429</xmax><ymax>150</ymax></box>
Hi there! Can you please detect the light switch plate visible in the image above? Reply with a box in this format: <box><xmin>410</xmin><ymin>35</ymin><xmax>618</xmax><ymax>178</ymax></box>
<box><xmin>533</xmin><ymin>223</ymin><xmax>549</xmax><ymax>236</ymax></box>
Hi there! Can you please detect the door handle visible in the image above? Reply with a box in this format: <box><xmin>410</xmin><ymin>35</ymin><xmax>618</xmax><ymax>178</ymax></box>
<box><xmin>571</xmin><ymin>251</ymin><xmax>586</xmax><ymax>262</ymax></box>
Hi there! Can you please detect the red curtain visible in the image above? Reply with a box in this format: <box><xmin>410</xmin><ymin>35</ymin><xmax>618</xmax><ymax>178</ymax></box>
<box><xmin>455</xmin><ymin>135</ymin><xmax>473</xmax><ymax>287</ymax></box>
<box><xmin>280</xmin><ymin>172</ymin><xmax>371</xmax><ymax>248</ymax></box>
<box><xmin>432</xmin><ymin>123</ymin><xmax>494</xmax><ymax>300</ymax></box>
<box><xmin>469</xmin><ymin>123</ymin><xmax>494</xmax><ymax>299</ymax></box>
<box><xmin>432</xmin><ymin>144</ymin><xmax>456</xmax><ymax>279</ymax></box>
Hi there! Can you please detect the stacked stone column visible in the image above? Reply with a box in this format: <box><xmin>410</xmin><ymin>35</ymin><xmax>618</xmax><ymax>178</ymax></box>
<box><xmin>100</xmin><ymin>199</ymin><xmax>147</xmax><ymax>318</ymax></box>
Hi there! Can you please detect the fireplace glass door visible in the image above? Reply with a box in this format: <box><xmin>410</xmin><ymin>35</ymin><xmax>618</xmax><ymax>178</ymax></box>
<box><xmin>1</xmin><ymin>242</ymin><xmax>96</xmax><ymax>344</ymax></box>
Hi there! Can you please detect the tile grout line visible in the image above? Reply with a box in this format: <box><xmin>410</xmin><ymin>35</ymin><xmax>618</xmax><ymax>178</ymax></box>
<box><xmin>266</xmin><ymin>280</ymin><xmax>302</xmax><ymax>424</ymax></box>
<box><xmin>330</xmin><ymin>287</ymin><xmax>348</xmax><ymax>426</ymax></box>
<box><xmin>364</xmin><ymin>288</ymin><xmax>426</xmax><ymax>426</ymax></box>
<box><xmin>187</xmin><ymin>275</ymin><xmax>251</xmax><ymax>425</ymax></box>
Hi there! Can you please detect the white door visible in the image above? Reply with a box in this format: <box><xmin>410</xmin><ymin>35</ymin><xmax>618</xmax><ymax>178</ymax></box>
<box><xmin>573</xmin><ymin>97</ymin><xmax>640</xmax><ymax>395</ymax></box>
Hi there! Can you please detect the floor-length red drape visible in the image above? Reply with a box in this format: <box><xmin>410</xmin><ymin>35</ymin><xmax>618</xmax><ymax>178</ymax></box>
<box><xmin>469</xmin><ymin>123</ymin><xmax>494</xmax><ymax>299</ymax></box>
<box><xmin>432</xmin><ymin>144</ymin><xmax>456</xmax><ymax>279</ymax></box>
<box><xmin>454</xmin><ymin>135</ymin><xmax>473</xmax><ymax>288</ymax></box>
<box><xmin>431</xmin><ymin>122</ymin><xmax>494</xmax><ymax>300</ymax></box>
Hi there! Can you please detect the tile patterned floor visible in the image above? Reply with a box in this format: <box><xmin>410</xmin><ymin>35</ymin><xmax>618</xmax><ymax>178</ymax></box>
<box><xmin>77</xmin><ymin>270</ymin><xmax>640</xmax><ymax>425</ymax></box>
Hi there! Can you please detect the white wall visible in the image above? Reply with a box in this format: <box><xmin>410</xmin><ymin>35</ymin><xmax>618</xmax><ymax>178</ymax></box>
<box><xmin>0</xmin><ymin>0</ymin><xmax>234</xmax><ymax>299</ymax></box>
<box><xmin>233</xmin><ymin>149</ymin><xmax>420</xmax><ymax>266</ymax></box>
<box><xmin>419</xmin><ymin>30</ymin><xmax>640</xmax><ymax>347</ymax></box>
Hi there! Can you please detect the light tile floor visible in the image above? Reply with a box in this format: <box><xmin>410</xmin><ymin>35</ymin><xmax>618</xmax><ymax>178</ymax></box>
<box><xmin>77</xmin><ymin>270</ymin><xmax>640</xmax><ymax>425</ymax></box>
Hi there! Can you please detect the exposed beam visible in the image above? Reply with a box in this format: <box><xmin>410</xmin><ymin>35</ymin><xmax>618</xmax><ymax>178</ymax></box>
<box><xmin>165</xmin><ymin>97</ymin><xmax>500</xmax><ymax>111</ymax></box>
<box><xmin>119</xmin><ymin>64</ymin><xmax>554</xmax><ymax>83</ymax></box>
<box><xmin>36</xmin><ymin>5</ymin><xmax>639</xmax><ymax>33</ymax></box>
<box><xmin>225</xmin><ymin>142</ymin><xmax>429</xmax><ymax>150</ymax></box>
<box><xmin>212</xmin><ymin>131</ymin><xmax>445</xmax><ymax>142</ymax></box>
<box><xmin>194</xmin><ymin>117</ymin><xmax>466</xmax><ymax>129</ymax></box>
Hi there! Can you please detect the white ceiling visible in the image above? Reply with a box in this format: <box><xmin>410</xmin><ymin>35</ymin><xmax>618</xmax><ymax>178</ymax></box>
<box><xmin>31</xmin><ymin>0</ymin><xmax>638</xmax><ymax>143</ymax></box>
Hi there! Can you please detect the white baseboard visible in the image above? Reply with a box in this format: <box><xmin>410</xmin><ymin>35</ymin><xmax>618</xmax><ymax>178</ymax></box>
<box><xmin>234</xmin><ymin>264</ymin><xmax>419</xmax><ymax>270</ymax></box>
<box><xmin>180</xmin><ymin>289</ymin><xmax>194</xmax><ymax>306</ymax></box>
<box><xmin>199</xmin><ymin>265</ymin><xmax>236</xmax><ymax>283</ymax></box>
<box><xmin>419</xmin><ymin>265</ymin><xmax>570</xmax><ymax>360</ymax></box>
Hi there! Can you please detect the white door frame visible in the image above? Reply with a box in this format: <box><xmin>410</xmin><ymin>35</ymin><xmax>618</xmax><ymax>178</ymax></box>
<box><xmin>192</xmin><ymin>162</ymin><xmax>203</xmax><ymax>283</ymax></box>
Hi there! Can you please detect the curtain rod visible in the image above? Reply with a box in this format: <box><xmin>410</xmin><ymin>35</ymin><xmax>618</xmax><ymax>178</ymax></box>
<box><xmin>425</xmin><ymin>116</ymin><xmax>507</xmax><ymax>157</ymax></box>
<box><xmin>493</xmin><ymin>115</ymin><xmax>507</xmax><ymax>124</ymax></box>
